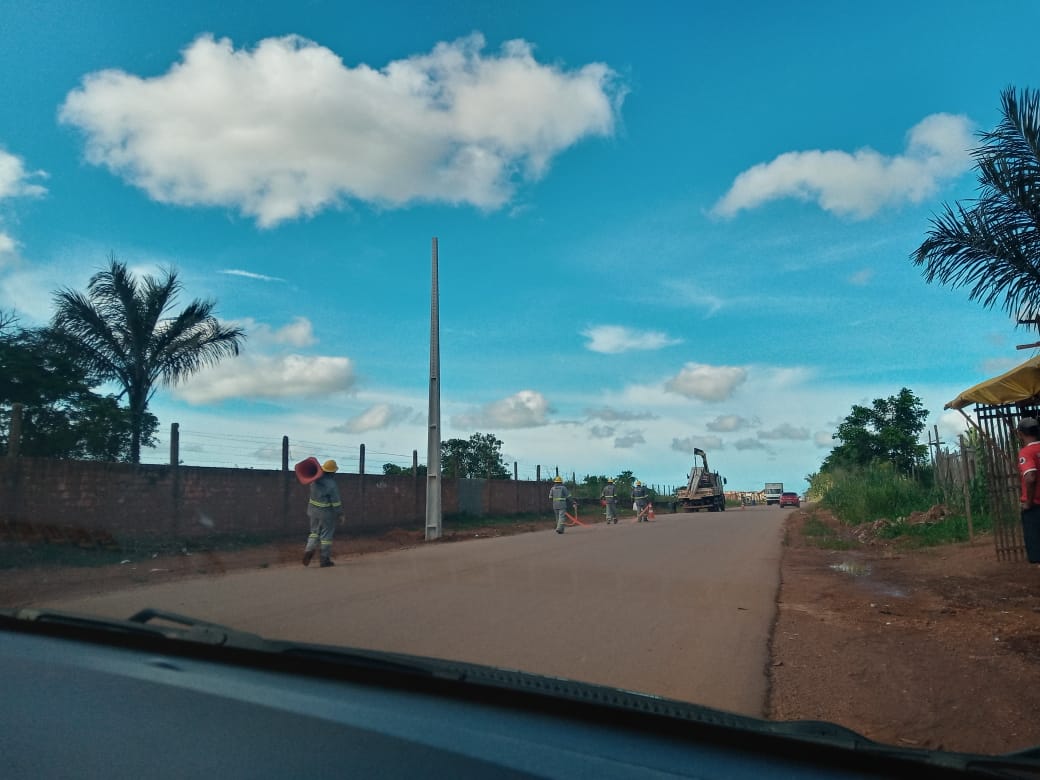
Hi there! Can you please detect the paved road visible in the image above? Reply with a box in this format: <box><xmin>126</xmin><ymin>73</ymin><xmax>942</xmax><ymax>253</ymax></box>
<box><xmin>45</xmin><ymin>506</ymin><xmax>789</xmax><ymax>716</ymax></box>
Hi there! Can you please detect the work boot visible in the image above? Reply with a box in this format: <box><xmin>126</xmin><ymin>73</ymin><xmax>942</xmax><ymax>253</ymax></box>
<box><xmin>302</xmin><ymin>550</ymin><xmax>314</xmax><ymax>566</ymax></box>
<box><xmin>555</xmin><ymin>528</ymin><xmax>564</xmax><ymax>534</ymax></box>
<box><xmin>320</xmin><ymin>559</ymin><xmax>335</xmax><ymax>567</ymax></box>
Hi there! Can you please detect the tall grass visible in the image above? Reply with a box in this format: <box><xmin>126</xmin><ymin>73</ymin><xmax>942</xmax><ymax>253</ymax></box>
<box><xmin>817</xmin><ymin>464</ymin><xmax>941</xmax><ymax>526</ymax></box>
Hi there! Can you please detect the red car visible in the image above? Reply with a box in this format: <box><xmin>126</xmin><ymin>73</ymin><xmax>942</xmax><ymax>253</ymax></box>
<box><xmin>779</xmin><ymin>492</ymin><xmax>800</xmax><ymax>508</ymax></box>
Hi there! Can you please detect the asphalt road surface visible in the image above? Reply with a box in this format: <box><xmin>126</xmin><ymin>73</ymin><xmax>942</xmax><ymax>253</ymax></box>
<box><xmin>44</xmin><ymin>506</ymin><xmax>789</xmax><ymax>716</ymax></box>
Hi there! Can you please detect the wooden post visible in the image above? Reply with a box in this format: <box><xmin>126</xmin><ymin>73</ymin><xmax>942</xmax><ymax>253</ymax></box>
<box><xmin>959</xmin><ymin>434</ymin><xmax>974</xmax><ymax>543</ymax></box>
<box><xmin>359</xmin><ymin>443</ymin><xmax>366</xmax><ymax>526</ymax></box>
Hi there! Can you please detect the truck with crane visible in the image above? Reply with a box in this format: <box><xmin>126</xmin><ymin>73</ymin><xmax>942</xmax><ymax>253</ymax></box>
<box><xmin>674</xmin><ymin>448</ymin><xmax>727</xmax><ymax>512</ymax></box>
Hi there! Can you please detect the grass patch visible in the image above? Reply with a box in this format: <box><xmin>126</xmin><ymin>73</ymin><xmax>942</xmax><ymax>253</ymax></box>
<box><xmin>879</xmin><ymin>512</ymin><xmax>994</xmax><ymax>549</ymax></box>
<box><xmin>443</xmin><ymin>511</ymin><xmax>550</xmax><ymax>530</ymax></box>
<box><xmin>800</xmin><ymin>513</ymin><xmax>860</xmax><ymax>550</ymax></box>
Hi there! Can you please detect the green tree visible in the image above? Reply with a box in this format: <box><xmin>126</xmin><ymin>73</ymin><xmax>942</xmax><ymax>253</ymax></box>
<box><xmin>440</xmin><ymin>432</ymin><xmax>510</xmax><ymax>479</ymax></box>
<box><xmin>51</xmin><ymin>258</ymin><xmax>245</xmax><ymax>463</ymax></box>
<box><xmin>822</xmin><ymin>388</ymin><xmax>928</xmax><ymax>475</ymax></box>
<box><xmin>383</xmin><ymin>462</ymin><xmax>427</xmax><ymax>476</ymax></box>
<box><xmin>912</xmin><ymin>87</ymin><xmax>1040</xmax><ymax>316</ymax></box>
<box><xmin>0</xmin><ymin>318</ymin><xmax>157</xmax><ymax>460</ymax></box>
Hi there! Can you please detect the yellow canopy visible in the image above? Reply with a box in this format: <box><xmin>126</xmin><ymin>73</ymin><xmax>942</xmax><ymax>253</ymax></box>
<box><xmin>946</xmin><ymin>355</ymin><xmax>1040</xmax><ymax>409</ymax></box>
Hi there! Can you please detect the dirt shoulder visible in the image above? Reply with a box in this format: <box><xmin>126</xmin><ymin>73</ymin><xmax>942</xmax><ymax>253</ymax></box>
<box><xmin>769</xmin><ymin>506</ymin><xmax>1040</xmax><ymax>755</ymax></box>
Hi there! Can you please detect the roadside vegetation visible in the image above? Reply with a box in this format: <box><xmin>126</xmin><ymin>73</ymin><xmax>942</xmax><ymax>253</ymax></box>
<box><xmin>804</xmin><ymin>388</ymin><xmax>993</xmax><ymax>550</ymax></box>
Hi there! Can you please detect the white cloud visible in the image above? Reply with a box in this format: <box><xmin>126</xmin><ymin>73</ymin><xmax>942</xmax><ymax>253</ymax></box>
<box><xmin>848</xmin><ymin>268</ymin><xmax>874</xmax><ymax>286</ymax></box>
<box><xmin>712</xmin><ymin>113</ymin><xmax>974</xmax><ymax>219</ymax></box>
<box><xmin>220</xmin><ymin>269</ymin><xmax>286</xmax><ymax>282</ymax></box>
<box><xmin>614</xmin><ymin>431</ymin><xmax>645</xmax><ymax>449</ymax></box>
<box><xmin>452</xmin><ymin>389</ymin><xmax>551</xmax><ymax>429</ymax></box>
<box><xmin>733</xmin><ymin>438</ymin><xmax>769</xmax><ymax>451</ymax></box>
<box><xmin>0</xmin><ymin>148</ymin><xmax>47</xmax><ymax>201</ymax></box>
<box><xmin>332</xmin><ymin>403</ymin><xmax>412</xmax><ymax>434</ymax></box>
<box><xmin>758</xmin><ymin>423</ymin><xmax>810</xmax><ymax>441</ymax></box>
<box><xmin>175</xmin><ymin>353</ymin><xmax>355</xmax><ymax>403</ymax></box>
<box><xmin>671</xmin><ymin>435</ymin><xmax>723</xmax><ymax>454</ymax></box>
<box><xmin>60</xmin><ymin>33</ymin><xmax>623</xmax><ymax>227</ymax></box>
<box><xmin>664</xmin><ymin>363</ymin><xmax>747</xmax><ymax>402</ymax></box>
<box><xmin>234</xmin><ymin>316</ymin><xmax>317</xmax><ymax>348</ymax></box>
<box><xmin>0</xmin><ymin>233</ymin><xmax>15</xmax><ymax>257</ymax></box>
<box><xmin>813</xmin><ymin>430</ymin><xmax>835</xmax><ymax>447</ymax></box>
<box><xmin>582</xmin><ymin>324</ymin><xmax>681</xmax><ymax>354</ymax></box>
<box><xmin>980</xmin><ymin>356</ymin><xmax>1021</xmax><ymax>376</ymax></box>
<box><xmin>585</xmin><ymin>405</ymin><xmax>657</xmax><ymax>421</ymax></box>
<box><xmin>705</xmin><ymin>414</ymin><xmax>750</xmax><ymax>432</ymax></box>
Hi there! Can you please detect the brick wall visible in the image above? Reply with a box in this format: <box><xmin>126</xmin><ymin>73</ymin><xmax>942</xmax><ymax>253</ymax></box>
<box><xmin>0</xmin><ymin>457</ymin><xmax>551</xmax><ymax>543</ymax></box>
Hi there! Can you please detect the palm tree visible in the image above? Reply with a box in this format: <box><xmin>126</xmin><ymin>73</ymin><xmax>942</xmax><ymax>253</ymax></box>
<box><xmin>912</xmin><ymin>86</ymin><xmax>1040</xmax><ymax>318</ymax></box>
<box><xmin>52</xmin><ymin>257</ymin><xmax>245</xmax><ymax>463</ymax></box>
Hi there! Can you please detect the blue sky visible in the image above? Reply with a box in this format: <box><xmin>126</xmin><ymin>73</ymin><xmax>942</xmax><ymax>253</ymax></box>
<box><xmin>1</xmin><ymin>0</ymin><xmax>1037</xmax><ymax>491</ymax></box>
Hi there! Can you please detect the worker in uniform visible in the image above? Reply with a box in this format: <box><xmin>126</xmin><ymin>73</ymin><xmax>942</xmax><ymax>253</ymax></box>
<box><xmin>303</xmin><ymin>459</ymin><xmax>343</xmax><ymax>567</ymax></box>
<box><xmin>632</xmin><ymin>480</ymin><xmax>650</xmax><ymax>522</ymax></box>
<box><xmin>600</xmin><ymin>477</ymin><xmax>618</xmax><ymax>524</ymax></box>
<box><xmin>549</xmin><ymin>475</ymin><xmax>571</xmax><ymax>534</ymax></box>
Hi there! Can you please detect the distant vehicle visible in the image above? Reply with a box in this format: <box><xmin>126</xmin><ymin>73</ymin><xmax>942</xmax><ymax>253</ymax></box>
<box><xmin>779</xmin><ymin>492</ymin><xmax>800</xmax><ymax>508</ymax></box>
<box><xmin>674</xmin><ymin>448</ymin><xmax>726</xmax><ymax>512</ymax></box>
<box><xmin>764</xmin><ymin>482</ymin><xmax>784</xmax><ymax>506</ymax></box>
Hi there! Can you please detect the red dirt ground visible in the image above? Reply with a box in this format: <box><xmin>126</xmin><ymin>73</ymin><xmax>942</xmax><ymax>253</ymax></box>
<box><xmin>770</xmin><ymin>507</ymin><xmax>1040</xmax><ymax>755</ymax></box>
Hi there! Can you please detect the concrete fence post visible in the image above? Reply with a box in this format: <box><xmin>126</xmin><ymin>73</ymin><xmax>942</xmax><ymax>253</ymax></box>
<box><xmin>7</xmin><ymin>402</ymin><xmax>23</xmax><ymax>458</ymax></box>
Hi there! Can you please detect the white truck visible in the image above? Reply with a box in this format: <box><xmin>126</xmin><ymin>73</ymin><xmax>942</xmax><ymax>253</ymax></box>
<box><xmin>764</xmin><ymin>482</ymin><xmax>784</xmax><ymax>506</ymax></box>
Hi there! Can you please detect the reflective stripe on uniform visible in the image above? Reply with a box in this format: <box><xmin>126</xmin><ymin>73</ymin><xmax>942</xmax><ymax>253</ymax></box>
<box><xmin>309</xmin><ymin>499</ymin><xmax>342</xmax><ymax>508</ymax></box>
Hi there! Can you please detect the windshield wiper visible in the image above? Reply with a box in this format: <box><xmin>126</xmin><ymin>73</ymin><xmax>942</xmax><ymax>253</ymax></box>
<box><xmin>0</xmin><ymin>607</ymin><xmax>444</xmax><ymax>678</ymax></box>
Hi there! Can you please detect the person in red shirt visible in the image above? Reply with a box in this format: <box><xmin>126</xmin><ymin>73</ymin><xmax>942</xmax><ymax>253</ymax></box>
<box><xmin>1016</xmin><ymin>417</ymin><xmax>1040</xmax><ymax>563</ymax></box>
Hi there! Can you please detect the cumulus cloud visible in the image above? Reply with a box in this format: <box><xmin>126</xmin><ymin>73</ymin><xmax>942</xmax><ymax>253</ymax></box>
<box><xmin>712</xmin><ymin>113</ymin><xmax>974</xmax><ymax>219</ymax></box>
<box><xmin>0</xmin><ymin>148</ymin><xmax>47</xmax><ymax>201</ymax></box>
<box><xmin>452</xmin><ymin>389</ymin><xmax>551</xmax><ymax>429</ymax></box>
<box><xmin>664</xmin><ymin>363</ymin><xmax>747</xmax><ymax>402</ymax></box>
<box><xmin>233</xmin><ymin>316</ymin><xmax>317</xmax><ymax>348</ymax></box>
<box><xmin>331</xmin><ymin>403</ymin><xmax>413</xmax><ymax>434</ymax></box>
<box><xmin>705</xmin><ymin>414</ymin><xmax>750</xmax><ymax>432</ymax></box>
<box><xmin>585</xmin><ymin>405</ymin><xmax>657</xmax><ymax>421</ymax></box>
<box><xmin>758</xmin><ymin>423</ymin><xmax>810</xmax><ymax>441</ymax></box>
<box><xmin>590</xmin><ymin>425</ymin><xmax>615</xmax><ymax>438</ymax></box>
<box><xmin>614</xmin><ymin>431</ymin><xmax>645</xmax><ymax>449</ymax></box>
<box><xmin>59</xmin><ymin>33</ymin><xmax>623</xmax><ymax>227</ymax></box>
<box><xmin>733</xmin><ymin>438</ymin><xmax>769</xmax><ymax>451</ymax></box>
<box><xmin>582</xmin><ymin>324</ymin><xmax>681</xmax><ymax>354</ymax></box>
<box><xmin>175</xmin><ymin>353</ymin><xmax>355</xmax><ymax>403</ymax></box>
<box><xmin>671</xmin><ymin>435</ymin><xmax>723</xmax><ymax>454</ymax></box>
<box><xmin>0</xmin><ymin>147</ymin><xmax>47</xmax><ymax>260</ymax></box>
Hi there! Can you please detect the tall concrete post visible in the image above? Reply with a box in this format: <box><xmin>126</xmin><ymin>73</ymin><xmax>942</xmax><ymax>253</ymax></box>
<box><xmin>426</xmin><ymin>237</ymin><xmax>443</xmax><ymax>540</ymax></box>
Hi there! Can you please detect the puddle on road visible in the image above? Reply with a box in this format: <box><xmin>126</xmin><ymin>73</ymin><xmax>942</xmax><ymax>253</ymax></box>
<box><xmin>830</xmin><ymin>561</ymin><xmax>872</xmax><ymax>577</ymax></box>
<box><xmin>829</xmin><ymin>560</ymin><xmax>908</xmax><ymax>598</ymax></box>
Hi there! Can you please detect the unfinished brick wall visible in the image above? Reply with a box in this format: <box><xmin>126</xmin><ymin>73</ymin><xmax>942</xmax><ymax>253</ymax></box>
<box><xmin>0</xmin><ymin>457</ymin><xmax>551</xmax><ymax>543</ymax></box>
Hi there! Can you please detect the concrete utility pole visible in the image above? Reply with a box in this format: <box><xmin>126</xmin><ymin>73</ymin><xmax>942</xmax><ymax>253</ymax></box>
<box><xmin>426</xmin><ymin>237</ymin><xmax>443</xmax><ymax>540</ymax></box>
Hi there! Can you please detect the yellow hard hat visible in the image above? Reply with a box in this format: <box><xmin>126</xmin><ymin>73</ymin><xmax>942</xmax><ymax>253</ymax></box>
<box><xmin>553</xmin><ymin>475</ymin><xmax>563</xmax><ymax>483</ymax></box>
<box><xmin>321</xmin><ymin>459</ymin><xmax>339</xmax><ymax>473</ymax></box>
<box><xmin>607</xmin><ymin>477</ymin><xmax>614</xmax><ymax>483</ymax></box>
<box><xmin>635</xmin><ymin>480</ymin><xmax>642</xmax><ymax>486</ymax></box>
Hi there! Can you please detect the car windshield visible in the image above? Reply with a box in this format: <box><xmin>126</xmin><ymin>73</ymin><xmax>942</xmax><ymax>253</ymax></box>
<box><xmin>3</xmin><ymin>0</ymin><xmax>1040</xmax><ymax>763</ymax></box>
